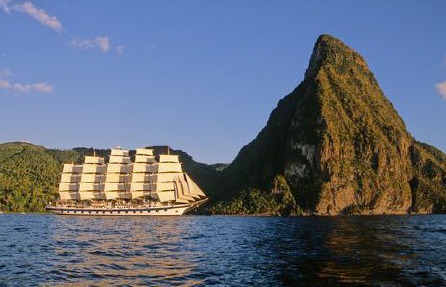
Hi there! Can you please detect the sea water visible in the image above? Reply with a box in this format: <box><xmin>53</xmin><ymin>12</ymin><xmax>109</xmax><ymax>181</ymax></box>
<box><xmin>0</xmin><ymin>214</ymin><xmax>445</xmax><ymax>286</ymax></box>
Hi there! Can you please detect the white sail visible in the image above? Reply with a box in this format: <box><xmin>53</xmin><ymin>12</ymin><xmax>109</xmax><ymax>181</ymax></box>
<box><xmin>151</xmin><ymin>156</ymin><xmax>184</xmax><ymax>203</ymax></box>
<box><xmin>130</xmin><ymin>148</ymin><xmax>156</xmax><ymax>199</ymax></box>
<box><xmin>80</xmin><ymin>174</ymin><xmax>104</xmax><ymax>182</ymax></box>
<box><xmin>130</xmin><ymin>182</ymin><xmax>152</xmax><ymax>190</ymax></box>
<box><xmin>104</xmin><ymin>148</ymin><xmax>131</xmax><ymax>200</ymax></box>
<box><xmin>135</xmin><ymin>155</ymin><xmax>156</xmax><ymax>164</ymax></box>
<box><xmin>110</xmin><ymin>149</ymin><xmax>128</xmax><ymax>157</ymax></box>
<box><xmin>58</xmin><ymin>163</ymin><xmax>82</xmax><ymax>201</ymax></box>
<box><xmin>151</xmin><ymin>173</ymin><xmax>181</xmax><ymax>183</ymax></box>
<box><xmin>62</xmin><ymin>164</ymin><xmax>82</xmax><ymax>174</ymax></box>
<box><xmin>179</xmin><ymin>176</ymin><xmax>201</xmax><ymax>200</ymax></box>
<box><xmin>59</xmin><ymin>191</ymin><xmax>79</xmax><ymax>201</ymax></box>
<box><xmin>109</xmin><ymin>156</ymin><xmax>131</xmax><ymax>164</ymax></box>
<box><xmin>173</xmin><ymin>179</ymin><xmax>190</xmax><ymax>204</ymax></box>
<box><xmin>131</xmin><ymin>173</ymin><xmax>152</xmax><ymax>182</ymax></box>
<box><xmin>84</xmin><ymin>156</ymin><xmax>104</xmax><ymax>164</ymax></box>
<box><xmin>132</xmin><ymin>162</ymin><xmax>157</xmax><ymax>173</ymax></box>
<box><xmin>152</xmin><ymin>191</ymin><xmax>176</xmax><ymax>202</ymax></box>
<box><xmin>152</xmin><ymin>181</ymin><xmax>175</xmax><ymax>192</ymax></box>
<box><xmin>104</xmin><ymin>174</ymin><xmax>128</xmax><ymax>182</ymax></box>
<box><xmin>157</xmin><ymin>162</ymin><xmax>182</xmax><ymax>173</ymax></box>
<box><xmin>59</xmin><ymin>182</ymin><xmax>79</xmax><ymax>191</ymax></box>
<box><xmin>78</xmin><ymin>156</ymin><xmax>106</xmax><ymax>200</ymax></box>
<box><xmin>60</xmin><ymin>173</ymin><xmax>78</xmax><ymax>183</ymax></box>
<box><xmin>174</xmin><ymin>177</ymin><xmax>195</xmax><ymax>202</ymax></box>
<box><xmin>159</xmin><ymin>154</ymin><xmax>180</xmax><ymax>163</ymax></box>
<box><xmin>104</xmin><ymin>182</ymin><xmax>127</xmax><ymax>190</ymax></box>
<box><xmin>136</xmin><ymin>148</ymin><xmax>154</xmax><ymax>156</ymax></box>
<box><xmin>79</xmin><ymin>182</ymin><xmax>102</xmax><ymax>191</ymax></box>
<box><xmin>82</xmin><ymin>164</ymin><xmax>106</xmax><ymax>174</ymax></box>
<box><xmin>185</xmin><ymin>173</ymin><xmax>206</xmax><ymax>198</ymax></box>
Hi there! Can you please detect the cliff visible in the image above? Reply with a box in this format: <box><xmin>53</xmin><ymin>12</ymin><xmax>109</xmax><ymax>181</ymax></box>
<box><xmin>218</xmin><ymin>34</ymin><xmax>446</xmax><ymax>215</ymax></box>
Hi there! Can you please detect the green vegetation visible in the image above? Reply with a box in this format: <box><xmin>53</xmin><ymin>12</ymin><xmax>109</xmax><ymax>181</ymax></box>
<box><xmin>208</xmin><ymin>175</ymin><xmax>304</xmax><ymax>216</ymax></box>
<box><xmin>410</xmin><ymin>142</ymin><xmax>446</xmax><ymax>213</ymax></box>
<box><xmin>0</xmin><ymin>145</ymin><xmax>115</xmax><ymax>212</ymax></box>
<box><xmin>0</xmin><ymin>142</ymin><xmax>60</xmax><ymax>212</ymax></box>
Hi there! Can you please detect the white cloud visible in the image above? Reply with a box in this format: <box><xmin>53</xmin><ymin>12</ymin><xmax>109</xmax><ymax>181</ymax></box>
<box><xmin>13</xmin><ymin>1</ymin><xmax>62</xmax><ymax>32</ymax></box>
<box><xmin>0</xmin><ymin>0</ymin><xmax>11</xmax><ymax>13</ymax></box>
<box><xmin>30</xmin><ymin>82</ymin><xmax>53</xmax><ymax>93</ymax></box>
<box><xmin>69</xmin><ymin>38</ymin><xmax>95</xmax><ymax>50</ymax></box>
<box><xmin>116</xmin><ymin>45</ymin><xmax>125</xmax><ymax>54</ymax></box>
<box><xmin>95</xmin><ymin>36</ymin><xmax>110</xmax><ymax>52</ymax></box>
<box><xmin>1</xmin><ymin>1</ymin><xmax>62</xmax><ymax>32</ymax></box>
<box><xmin>0</xmin><ymin>76</ymin><xmax>53</xmax><ymax>94</ymax></box>
<box><xmin>436</xmin><ymin>81</ymin><xmax>446</xmax><ymax>100</ymax></box>
<box><xmin>13</xmin><ymin>82</ymin><xmax>53</xmax><ymax>93</ymax></box>
<box><xmin>70</xmin><ymin>36</ymin><xmax>111</xmax><ymax>53</ymax></box>
<box><xmin>0</xmin><ymin>80</ymin><xmax>11</xmax><ymax>89</ymax></box>
<box><xmin>13</xmin><ymin>83</ymin><xmax>31</xmax><ymax>93</ymax></box>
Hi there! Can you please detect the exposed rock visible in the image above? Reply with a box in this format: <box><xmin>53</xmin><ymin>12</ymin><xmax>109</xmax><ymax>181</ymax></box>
<box><xmin>218</xmin><ymin>34</ymin><xmax>446</xmax><ymax>215</ymax></box>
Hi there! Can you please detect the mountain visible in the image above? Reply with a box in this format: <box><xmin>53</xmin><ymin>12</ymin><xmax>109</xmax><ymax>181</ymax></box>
<box><xmin>216</xmin><ymin>34</ymin><xmax>446</xmax><ymax>215</ymax></box>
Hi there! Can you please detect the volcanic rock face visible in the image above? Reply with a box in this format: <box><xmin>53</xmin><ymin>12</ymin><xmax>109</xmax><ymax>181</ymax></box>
<box><xmin>224</xmin><ymin>34</ymin><xmax>446</xmax><ymax>215</ymax></box>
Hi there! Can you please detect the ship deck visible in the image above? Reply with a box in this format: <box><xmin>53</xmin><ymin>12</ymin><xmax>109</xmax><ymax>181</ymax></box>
<box><xmin>46</xmin><ymin>198</ymin><xmax>208</xmax><ymax>216</ymax></box>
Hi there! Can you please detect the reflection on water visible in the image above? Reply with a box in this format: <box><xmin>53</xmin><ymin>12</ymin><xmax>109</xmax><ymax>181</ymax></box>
<box><xmin>265</xmin><ymin>217</ymin><xmax>446</xmax><ymax>286</ymax></box>
<box><xmin>0</xmin><ymin>214</ymin><xmax>445</xmax><ymax>286</ymax></box>
<box><xmin>51</xmin><ymin>217</ymin><xmax>204</xmax><ymax>286</ymax></box>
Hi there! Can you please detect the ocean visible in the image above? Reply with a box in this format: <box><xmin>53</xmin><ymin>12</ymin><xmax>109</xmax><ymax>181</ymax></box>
<box><xmin>0</xmin><ymin>214</ymin><xmax>445</xmax><ymax>286</ymax></box>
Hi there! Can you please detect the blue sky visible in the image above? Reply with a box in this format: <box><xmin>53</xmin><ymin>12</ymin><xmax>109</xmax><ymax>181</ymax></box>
<box><xmin>0</xmin><ymin>1</ymin><xmax>445</xmax><ymax>164</ymax></box>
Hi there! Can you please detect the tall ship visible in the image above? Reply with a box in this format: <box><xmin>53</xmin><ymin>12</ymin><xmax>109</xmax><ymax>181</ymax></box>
<box><xmin>46</xmin><ymin>147</ymin><xmax>208</xmax><ymax>216</ymax></box>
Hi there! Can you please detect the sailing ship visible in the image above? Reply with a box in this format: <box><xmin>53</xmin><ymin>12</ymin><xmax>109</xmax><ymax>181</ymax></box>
<box><xmin>46</xmin><ymin>147</ymin><xmax>208</xmax><ymax>216</ymax></box>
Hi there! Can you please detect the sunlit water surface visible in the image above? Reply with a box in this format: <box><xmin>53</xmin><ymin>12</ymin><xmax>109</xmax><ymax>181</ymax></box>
<box><xmin>0</xmin><ymin>214</ymin><xmax>445</xmax><ymax>286</ymax></box>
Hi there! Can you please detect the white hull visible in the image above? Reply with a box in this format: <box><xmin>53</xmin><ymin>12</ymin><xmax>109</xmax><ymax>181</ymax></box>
<box><xmin>45</xmin><ymin>199</ymin><xmax>207</xmax><ymax>216</ymax></box>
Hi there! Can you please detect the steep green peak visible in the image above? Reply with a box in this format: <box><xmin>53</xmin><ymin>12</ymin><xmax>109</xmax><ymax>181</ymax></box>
<box><xmin>305</xmin><ymin>34</ymin><xmax>368</xmax><ymax>79</ymax></box>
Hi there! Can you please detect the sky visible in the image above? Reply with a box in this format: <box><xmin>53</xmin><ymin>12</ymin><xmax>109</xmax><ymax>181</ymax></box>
<box><xmin>0</xmin><ymin>1</ymin><xmax>445</xmax><ymax>164</ymax></box>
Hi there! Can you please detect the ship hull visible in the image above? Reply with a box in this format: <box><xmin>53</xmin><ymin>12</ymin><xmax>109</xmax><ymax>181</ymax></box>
<box><xmin>46</xmin><ymin>199</ymin><xmax>207</xmax><ymax>216</ymax></box>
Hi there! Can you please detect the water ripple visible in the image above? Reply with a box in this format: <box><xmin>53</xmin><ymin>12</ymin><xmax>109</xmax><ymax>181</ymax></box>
<box><xmin>0</xmin><ymin>214</ymin><xmax>446</xmax><ymax>286</ymax></box>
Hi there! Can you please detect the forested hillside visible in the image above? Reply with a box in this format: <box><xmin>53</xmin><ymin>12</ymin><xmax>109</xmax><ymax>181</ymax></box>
<box><xmin>0</xmin><ymin>142</ymin><xmax>60</xmax><ymax>212</ymax></box>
